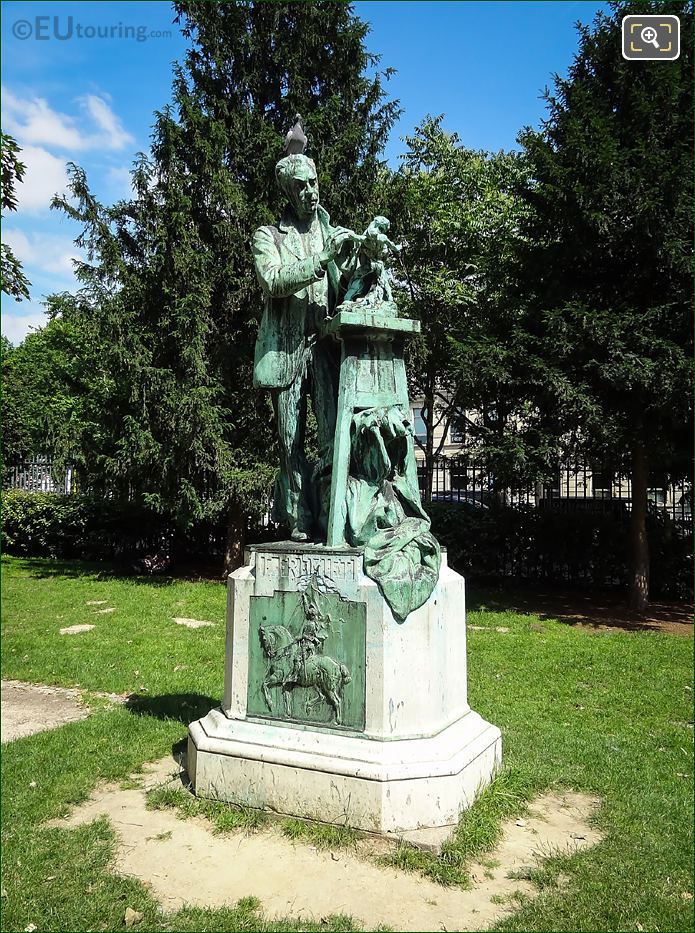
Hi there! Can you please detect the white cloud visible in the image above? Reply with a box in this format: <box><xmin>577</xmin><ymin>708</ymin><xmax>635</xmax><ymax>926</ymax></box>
<box><xmin>1</xmin><ymin>300</ymin><xmax>48</xmax><ymax>345</ymax></box>
<box><xmin>3</xmin><ymin>88</ymin><xmax>84</xmax><ymax>149</ymax></box>
<box><xmin>3</xmin><ymin>87</ymin><xmax>134</xmax><ymax>152</ymax></box>
<box><xmin>12</xmin><ymin>144</ymin><xmax>69</xmax><ymax>214</ymax></box>
<box><xmin>80</xmin><ymin>94</ymin><xmax>133</xmax><ymax>150</ymax></box>
<box><xmin>3</xmin><ymin>229</ymin><xmax>81</xmax><ymax>281</ymax></box>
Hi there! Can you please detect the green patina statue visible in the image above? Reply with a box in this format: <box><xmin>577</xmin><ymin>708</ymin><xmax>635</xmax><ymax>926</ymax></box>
<box><xmin>252</xmin><ymin>117</ymin><xmax>440</xmax><ymax>620</ymax></box>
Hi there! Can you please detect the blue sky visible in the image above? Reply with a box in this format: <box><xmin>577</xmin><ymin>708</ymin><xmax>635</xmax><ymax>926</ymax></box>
<box><xmin>1</xmin><ymin>0</ymin><xmax>606</xmax><ymax>344</ymax></box>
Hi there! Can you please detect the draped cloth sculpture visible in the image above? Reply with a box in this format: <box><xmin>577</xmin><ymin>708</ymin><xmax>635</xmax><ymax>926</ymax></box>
<box><xmin>346</xmin><ymin>406</ymin><xmax>440</xmax><ymax>622</ymax></box>
<box><xmin>252</xmin><ymin>117</ymin><xmax>440</xmax><ymax>620</ymax></box>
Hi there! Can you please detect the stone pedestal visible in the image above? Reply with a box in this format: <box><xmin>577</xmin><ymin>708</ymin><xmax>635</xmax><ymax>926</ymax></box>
<box><xmin>188</xmin><ymin>542</ymin><xmax>501</xmax><ymax>834</ymax></box>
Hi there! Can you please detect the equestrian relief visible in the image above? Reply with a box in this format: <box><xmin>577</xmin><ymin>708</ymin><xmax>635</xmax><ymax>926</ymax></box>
<box><xmin>258</xmin><ymin>579</ymin><xmax>352</xmax><ymax>725</ymax></box>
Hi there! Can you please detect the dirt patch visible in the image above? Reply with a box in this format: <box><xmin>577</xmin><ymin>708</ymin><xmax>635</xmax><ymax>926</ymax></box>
<box><xmin>174</xmin><ymin>617</ymin><xmax>215</xmax><ymax>629</ymax></box>
<box><xmin>1</xmin><ymin>681</ymin><xmax>90</xmax><ymax>742</ymax></box>
<box><xmin>1</xmin><ymin>681</ymin><xmax>124</xmax><ymax>743</ymax></box>
<box><xmin>52</xmin><ymin>756</ymin><xmax>601</xmax><ymax>931</ymax></box>
<box><xmin>60</xmin><ymin>624</ymin><xmax>95</xmax><ymax>635</ymax></box>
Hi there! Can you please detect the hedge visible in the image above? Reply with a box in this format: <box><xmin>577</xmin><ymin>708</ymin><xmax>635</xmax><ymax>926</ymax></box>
<box><xmin>427</xmin><ymin>501</ymin><xmax>693</xmax><ymax>600</ymax></box>
<box><xmin>1</xmin><ymin>490</ymin><xmax>166</xmax><ymax>560</ymax></box>
<box><xmin>2</xmin><ymin>490</ymin><xmax>691</xmax><ymax>599</ymax></box>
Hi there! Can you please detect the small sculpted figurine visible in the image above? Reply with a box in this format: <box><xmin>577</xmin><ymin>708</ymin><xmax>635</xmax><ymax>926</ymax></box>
<box><xmin>340</xmin><ymin>215</ymin><xmax>402</xmax><ymax>312</ymax></box>
<box><xmin>252</xmin><ymin>116</ymin><xmax>361</xmax><ymax>541</ymax></box>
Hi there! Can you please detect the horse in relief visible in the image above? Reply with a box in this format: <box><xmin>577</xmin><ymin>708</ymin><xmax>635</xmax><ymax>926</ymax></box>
<box><xmin>259</xmin><ymin>624</ymin><xmax>351</xmax><ymax>724</ymax></box>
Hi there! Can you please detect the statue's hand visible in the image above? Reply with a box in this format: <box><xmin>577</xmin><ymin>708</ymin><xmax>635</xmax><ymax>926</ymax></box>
<box><xmin>319</xmin><ymin>228</ymin><xmax>361</xmax><ymax>266</ymax></box>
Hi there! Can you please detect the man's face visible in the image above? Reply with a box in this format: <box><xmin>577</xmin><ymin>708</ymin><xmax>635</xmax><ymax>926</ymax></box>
<box><xmin>288</xmin><ymin>168</ymin><xmax>320</xmax><ymax>220</ymax></box>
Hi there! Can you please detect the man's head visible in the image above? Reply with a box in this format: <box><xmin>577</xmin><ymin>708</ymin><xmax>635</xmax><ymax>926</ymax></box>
<box><xmin>275</xmin><ymin>154</ymin><xmax>319</xmax><ymax>221</ymax></box>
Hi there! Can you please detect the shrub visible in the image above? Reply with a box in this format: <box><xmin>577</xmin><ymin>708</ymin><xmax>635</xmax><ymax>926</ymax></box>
<box><xmin>1</xmin><ymin>490</ymin><xmax>164</xmax><ymax>560</ymax></box>
<box><xmin>427</xmin><ymin>501</ymin><xmax>692</xmax><ymax>600</ymax></box>
<box><xmin>1</xmin><ymin>490</ymin><xmax>282</xmax><ymax>564</ymax></box>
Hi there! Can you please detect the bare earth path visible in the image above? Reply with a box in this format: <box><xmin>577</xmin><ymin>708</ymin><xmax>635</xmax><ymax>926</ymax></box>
<box><xmin>1</xmin><ymin>680</ymin><xmax>124</xmax><ymax>743</ymax></box>
<box><xmin>1</xmin><ymin>681</ymin><xmax>91</xmax><ymax>742</ymax></box>
<box><xmin>52</xmin><ymin>756</ymin><xmax>602</xmax><ymax>932</ymax></box>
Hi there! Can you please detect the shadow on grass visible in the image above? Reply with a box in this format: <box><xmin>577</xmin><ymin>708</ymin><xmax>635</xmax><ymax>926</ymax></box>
<box><xmin>467</xmin><ymin>580</ymin><xmax>693</xmax><ymax>634</ymax></box>
<box><xmin>125</xmin><ymin>692</ymin><xmax>219</xmax><ymax>723</ymax></box>
<box><xmin>3</xmin><ymin>555</ymin><xmax>227</xmax><ymax>587</ymax></box>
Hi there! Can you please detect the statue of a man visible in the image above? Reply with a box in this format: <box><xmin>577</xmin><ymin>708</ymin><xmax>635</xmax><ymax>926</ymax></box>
<box><xmin>252</xmin><ymin>119</ymin><xmax>359</xmax><ymax>540</ymax></box>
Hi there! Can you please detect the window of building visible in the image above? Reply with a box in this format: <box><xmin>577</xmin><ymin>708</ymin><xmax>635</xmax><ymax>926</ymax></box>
<box><xmin>412</xmin><ymin>407</ymin><xmax>427</xmax><ymax>444</ymax></box>
<box><xmin>450</xmin><ymin>418</ymin><xmax>465</xmax><ymax>444</ymax></box>
<box><xmin>592</xmin><ymin>470</ymin><xmax>613</xmax><ymax>499</ymax></box>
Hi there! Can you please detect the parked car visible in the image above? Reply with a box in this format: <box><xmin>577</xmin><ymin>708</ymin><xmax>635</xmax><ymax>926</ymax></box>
<box><xmin>428</xmin><ymin>491</ymin><xmax>490</xmax><ymax>509</ymax></box>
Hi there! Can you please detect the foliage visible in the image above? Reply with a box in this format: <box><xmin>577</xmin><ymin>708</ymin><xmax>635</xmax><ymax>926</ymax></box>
<box><xmin>0</xmin><ymin>489</ymin><xmax>281</xmax><ymax>563</ymax></box>
<box><xmin>0</xmin><ymin>490</ymin><xmax>164</xmax><ymax>560</ymax></box>
<box><xmin>427</xmin><ymin>501</ymin><xmax>693</xmax><ymax>600</ymax></box>
<box><xmin>1</xmin><ymin>131</ymin><xmax>31</xmax><ymax>301</ymax></box>
<box><xmin>4</xmin><ymin>488</ymin><xmax>689</xmax><ymax>598</ymax></box>
<box><xmin>50</xmin><ymin>0</ymin><xmax>399</xmax><ymax>564</ymax></box>
<box><xmin>515</xmin><ymin>0</ymin><xmax>693</xmax><ymax>607</ymax></box>
<box><xmin>1</xmin><ymin>315</ymin><xmax>108</xmax><ymax>465</ymax></box>
<box><xmin>382</xmin><ymin>118</ymin><xmax>552</xmax><ymax>495</ymax></box>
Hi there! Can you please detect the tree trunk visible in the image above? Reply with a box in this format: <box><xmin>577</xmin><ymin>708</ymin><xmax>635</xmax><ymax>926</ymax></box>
<box><xmin>423</xmin><ymin>388</ymin><xmax>436</xmax><ymax>504</ymax></box>
<box><xmin>628</xmin><ymin>439</ymin><xmax>649</xmax><ymax>613</ymax></box>
<box><xmin>223</xmin><ymin>498</ymin><xmax>246</xmax><ymax>577</ymax></box>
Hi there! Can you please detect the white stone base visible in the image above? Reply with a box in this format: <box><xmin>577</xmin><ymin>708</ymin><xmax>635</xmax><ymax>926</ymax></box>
<box><xmin>189</xmin><ymin>706</ymin><xmax>501</xmax><ymax>833</ymax></box>
<box><xmin>187</xmin><ymin>542</ymin><xmax>502</xmax><ymax>834</ymax></box>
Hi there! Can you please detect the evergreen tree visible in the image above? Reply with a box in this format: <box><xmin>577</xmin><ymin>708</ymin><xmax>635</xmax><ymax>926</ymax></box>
<box><xmin>517</xmin><ymin>0</ymin><xmax>693</xmax><ymax>609</ymax></box>
<box><xmin>53</xmin><ymin>0</ymin><xmax>399</xmax><ymax>569</ymax></box>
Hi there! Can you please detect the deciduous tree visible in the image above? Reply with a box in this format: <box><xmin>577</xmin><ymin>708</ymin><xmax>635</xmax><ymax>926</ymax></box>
<box><xmin>384</xmin><ymin>118</ymin><xmax>545</xmax><ymax>500</ymax></box>
<box><xmin>1</xmin><ymin>132</ymin><xmax>31</xmax><ymax>301</ymax></box>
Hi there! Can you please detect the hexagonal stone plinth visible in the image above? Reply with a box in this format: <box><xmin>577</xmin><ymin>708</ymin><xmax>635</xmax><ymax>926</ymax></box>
<box><xmin>188</xmin><ymin>543</ymin><xmax>501</xmax><ymax>834</ymax></box>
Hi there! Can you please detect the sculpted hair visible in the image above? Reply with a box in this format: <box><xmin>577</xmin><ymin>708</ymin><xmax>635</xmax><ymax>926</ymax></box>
<box><xmin>275</xmin><ymin>154</ymin><xmax>317</xmax><ymax>197</ymax></box>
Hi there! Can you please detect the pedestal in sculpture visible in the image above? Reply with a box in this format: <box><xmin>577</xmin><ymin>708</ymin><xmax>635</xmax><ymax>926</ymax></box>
<box><xmin>188</xmin><ymin>542</ymin><xmax>501</xmax><ymax>833</ymax></box>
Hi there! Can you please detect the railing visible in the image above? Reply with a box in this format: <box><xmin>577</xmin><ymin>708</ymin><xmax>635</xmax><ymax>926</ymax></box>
<box><xmin>418</xmin><ymin>455</ymin><xmax>692</xmax><ymax>526</ymax></box>
<box><xmin>4</xmin><ymin>455</ymin><xmax>692</xmax><ymax>528</ymax></box>
<box><xmin>3</xmin><ymin>457</ymin><xmax>73</xmax><ymax>495</ymax></box>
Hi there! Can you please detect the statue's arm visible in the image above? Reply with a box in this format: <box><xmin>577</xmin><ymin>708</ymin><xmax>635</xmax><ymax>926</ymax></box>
<box><xmin>253</xmin><ymin>226</ymin><xmax>325</xmax><ymax>299</ymax></box>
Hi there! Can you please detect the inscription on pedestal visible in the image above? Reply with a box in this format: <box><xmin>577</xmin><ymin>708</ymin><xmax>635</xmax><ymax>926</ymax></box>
<box><xmin>256</xmin><ymin>551</ymin><xmax>358</xmax><ymax>583</ymax></box>
<box><xmin>251</xmin><ymin>546</ymin><xmax>363</xmax><ymax>598</ymax></box>
<box><xmin>247</xmin><ymin>575</ymin><xmax>366</xmax><ymax>732</ymax></box>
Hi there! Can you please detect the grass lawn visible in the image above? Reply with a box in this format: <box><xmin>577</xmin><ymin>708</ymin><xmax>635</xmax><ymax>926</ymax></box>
<box><xmin>1</xmin><ymin>555</ymin><xmax>693</xmax><ymax>932</ymax></box>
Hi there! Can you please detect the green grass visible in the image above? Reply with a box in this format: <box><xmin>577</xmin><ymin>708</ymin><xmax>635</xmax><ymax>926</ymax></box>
<box><xmin>1</xmin><ymin>556</ymin><xmax>226</xmax><ymax>700</ymax></box>
<box><xmin>1</xmin><ymin>555</ymin><xmax>693</xmax><ymax>932</ymax></box>
<box><xmin>146</xmin><ymin>783</ymin><xmax>268</xmax><ymax>833</ymax></box>
<box><xmin>379</xmin><ymin>767</ymin><xmax>534</xmax><ymax>887</ymax></box>
<box><xmin>280</xmin><ymin>816</ymin><xmax>358</xmax><ymax>849</ymax></box>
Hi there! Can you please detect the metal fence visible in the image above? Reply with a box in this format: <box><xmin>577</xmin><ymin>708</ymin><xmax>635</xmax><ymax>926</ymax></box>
<box><xmin>4</xmin><ymin>454</ymin><xmax>692</xmax><ymax>528</ymax></box>
<box><xmin>3</xmin><ymin>457</ymin><xmax>73</xmax><ymax>495</ymax></box>
<box><xmin>418</xmin><ymin>455</ymin><xmax>692</xmax><ymax>526</ymax></box>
